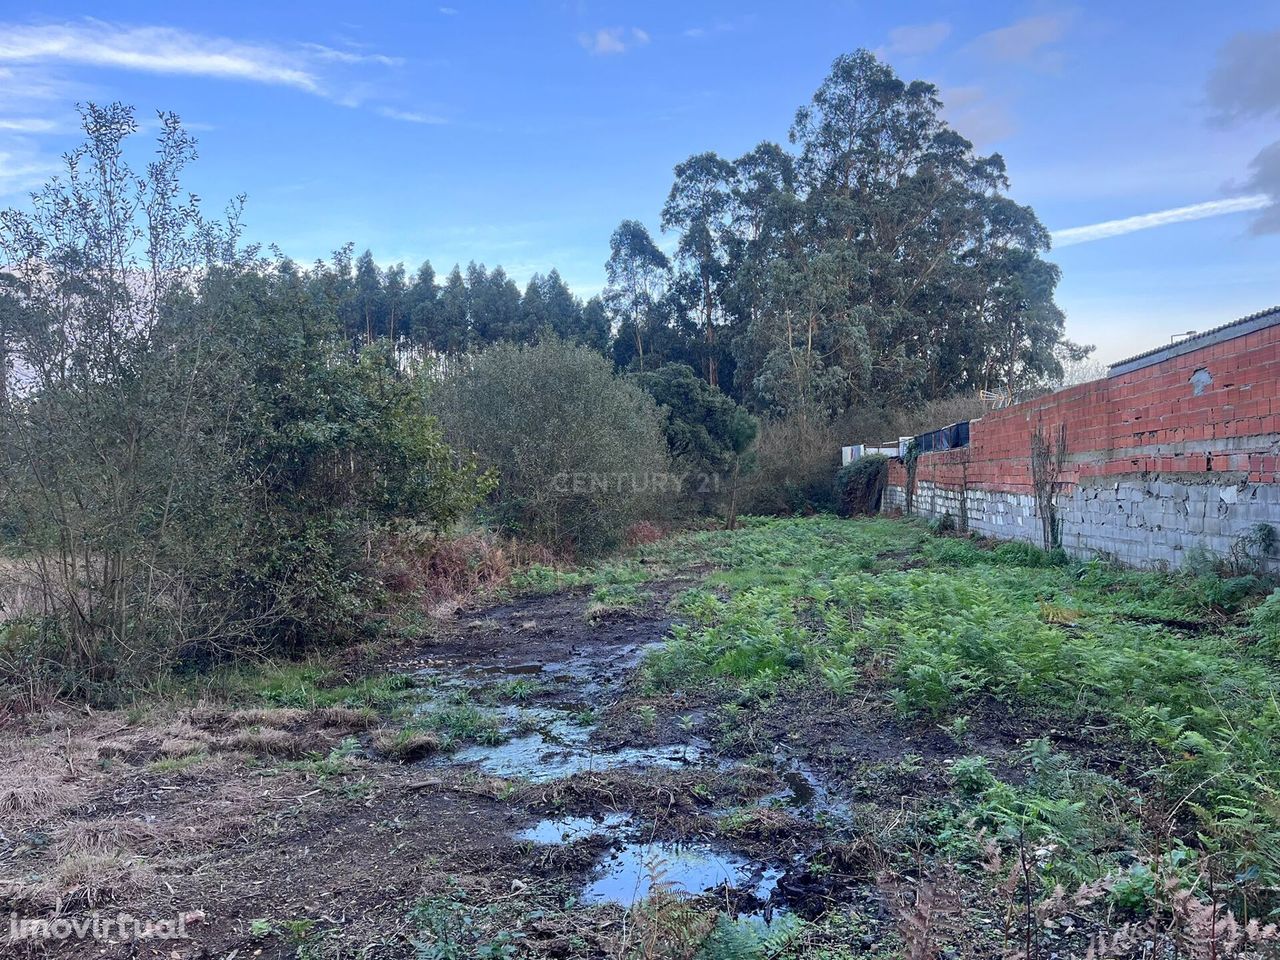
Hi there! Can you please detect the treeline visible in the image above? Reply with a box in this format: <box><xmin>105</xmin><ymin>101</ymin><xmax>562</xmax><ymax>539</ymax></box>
<box><xmin>0</xmin><ymin>50</ymin><xmax>1089</xmax><ymax>700</ymax></box>
<box><xmin>328</xmin><ymin>50</ymin><xmax>1087</xmax><ymax>423</ymax></box>
<box><xmin>317</xmin><ymin>252</ymin><xmax>610</xmax><ymax>355</ymax></box>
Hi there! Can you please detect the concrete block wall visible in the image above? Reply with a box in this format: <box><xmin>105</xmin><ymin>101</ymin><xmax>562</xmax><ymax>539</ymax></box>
<box><xmin>883</xmin><ymin>308</ymin><xmax>1280</xmax><ymax>570</ymax></box>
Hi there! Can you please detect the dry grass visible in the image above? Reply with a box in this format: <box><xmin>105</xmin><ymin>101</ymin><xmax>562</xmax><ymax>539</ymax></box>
<box><xmin>220</xmin><ymin>727</ymin><xmax>313</xmax><ymax>758</ymax></box>
<box><xmin>0</xmin><ymin>760</ymin><xmax>81</xmax><ymax>819</ymax></box>
<box><xmin>227</xmin><ymin>706</ymin><xmax>309</xmax><ymax>728</ymax></box>
<box><xmin>624</xmin><ymin>520</ymin><xmax>669</xmax><ymax>548</ymax></box>
<box><xmin>2</xmin><ymin>851</ymin><xmax>154</xmax><ymax>913</ymax></box>
<box><xmin>0</xmin><ymin>557</ymin><xmax>46</xmax><ymax>623</ymax></box>
<box><xmin>157</xmin><ymin>736</ymin><xmax>207</xmax><ymax>757</ymax></box>
<box><xmin>54</xmin><ymin>818</ymin><xmax>160</xmax><ymax>858</ymax></box>
<box><xmin>315</xmin><ymin>705</ymin><xmax>376</xmax><ymax>729</ymax></box>
<box><xmin>374</xmin><ymin>727</ymin><xmax>443</xmax><ymax>761</ymax></box>
<box><xmin>49</xmin><ymin>851</ymin><xmax>151</xmax><ymax>910</ymax></box>
<box><xmin>717</xmin><ymin>805</ymin><xmax>804</xmax><ymax>839</ymax></box>
<box><xmin>380</xmin><ymin>528</ymin><xmax>558</xmax><ymax>615</ymax></box>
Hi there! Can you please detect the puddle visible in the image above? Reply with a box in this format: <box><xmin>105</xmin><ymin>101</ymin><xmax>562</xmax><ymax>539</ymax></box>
<box><xmin>515</xmin><ymin>813</ymin><xmax>631</xmax><ymax>845</ymax></box>
<box><xmin>756</xmin><ymin>762</ymin><xmax>854</xmax><ymax>824</ymax></box>
<box><xmin>450</xmin><ymin>731</ymin><xmax>705</xmax><ymax>783</ymax></box>
<box><xmin>581</xmin><ymin>841</ymin><xmax>781</xmax><ymax>906</ymax></box>
<box><xmin>781</xmin><ymin>770</ymin><xmax>816</xmax><ymax>806</ymax></box>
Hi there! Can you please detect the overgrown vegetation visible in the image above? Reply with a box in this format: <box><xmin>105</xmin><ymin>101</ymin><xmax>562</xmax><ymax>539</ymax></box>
<box><xmin>430</xmin><ymin>338</ymin><xmax>672</xmax><ymax>558</ymax></box>
<box><xmin>642</xmin><ymin>515</ymin><xmax>1280</xmax><ymax>930</ymax></box>
<box><xmin>0</xmin><ymin>105</ymin><xmax>492</xmax><ymax>701</ymax></box>
<box><xmin>834</xmin><ymin>455</ymin><xmax>888</xmax><ymax>516</ymax></box>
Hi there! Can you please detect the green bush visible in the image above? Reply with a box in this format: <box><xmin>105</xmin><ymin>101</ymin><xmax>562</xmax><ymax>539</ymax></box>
<box><xmin>0</xmin><ymin>109</ymin><xmax>493</xmax><ymax>696</ymax></box>
<box><xmin>738</xmin><ymin>413</ymin><xmax>840</xmax><ymax>515</ymax></box>
<box><xmin>431</xmin><ymin>338</ymin><xmax>672</xmax><ymax>558</ymax></box>
<box><xmin>633</xmin><ymin>363</ymin><xmax>757</xmax><ymax>519</ymax></box>
<box><xmin>834</xmin><ymin>455</ymin><xmax>888</xmax><ymax>516</ymax></box>
<box><xmin>1253</xmin><ymin>589</ymin><xmax>1280</xmax><ymax>643</ymax></box>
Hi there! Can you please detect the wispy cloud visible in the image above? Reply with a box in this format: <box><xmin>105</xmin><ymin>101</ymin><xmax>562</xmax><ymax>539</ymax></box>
<box><xmin>579</xmin><ymin>27</ymin><xmax>649</xmax><ymax>56</ymax></box>
<box><xmin>0</xmin><ymin>18</ymin><xmax>420</xmax><ymax>198</ymax></box>
<box><xmin>0</xmin><ymin>147</ymin><xmax>60</xmax><ymax>195</ymax></box>
<box><xmin>0</xmin><ymin>20</ymin><xmax>324</xmax><ymax>91</ymax></box>
<box><xmin>0</xmin><ymin>116</ymin><xmax>60</xmax><ymax>133</ymax></box>
<box><xmin>972</xmin><ymin>13</ymin><xmax>1072</xmax><ymax>66</ymax></box>
<box><xmin>940</xmin><ymin>85</ymin><xmax>1014</xmax><ymax>146</ymax></box>
<box><xmin>1052</xmin><ymin>195</ymin><xmax>1270</xmax><ymax>247</ymax></box>
<box><xmin>301</xmin><ymin>43</ymin><xmax>402</xmax><ymax>68</ymax></box>
<box><xmin>879</xmin><ymin>21</ymin><xmax>951</xmax><ymax>58</ymax></box>
<box><xmin>683</xmin><ymin>16</ymin><xmax>754</xmax><ymax>40</ymax></box>
<box><xmin>376</xmin><ymin>106</ymin><xmax>448</xmax><ymax>125</ymax></box>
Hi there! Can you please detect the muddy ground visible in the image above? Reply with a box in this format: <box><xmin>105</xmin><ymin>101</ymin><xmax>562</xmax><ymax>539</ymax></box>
<box><xmin>0</xmin><ymin>557</ymin><xmax>1144</xmax><ymax>959</ymax></box>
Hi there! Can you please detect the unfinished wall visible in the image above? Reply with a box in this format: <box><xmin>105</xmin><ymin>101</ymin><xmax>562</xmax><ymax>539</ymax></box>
<box><xmin>884</xmin><ymin>308</ymin><xmax>1280</xmax><ymax>570</ymax></box>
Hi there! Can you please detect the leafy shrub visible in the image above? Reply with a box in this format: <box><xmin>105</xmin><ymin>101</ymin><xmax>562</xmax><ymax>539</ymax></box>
<box><xmin>949</xmin><ymin>755</ymin><xmax>997</xmax><ymax>797</ymax></box>
<box><xmin>1108</xmin><ymin>863</ymin><xmax>1158</xmax><ymax>913</ymax></box>
<box><xmin>431</xmin><ymin>338</ymin><xmax>672</xmax><ymax>558</ymax></box>
<box><xmin>0</xmin><ymin>109</ymin><xmax>492</xmax><ymax>696</ymax></box>
<box><xmin>738</xmin><ymin>413</ymin><xmax>840</xmax><ymax>515</ymax></box>
<box><xmin>991</xmin><ymin>541</ymin><xmax>1066</xmax><ymax>568</ymax></box>
<box><xmin>1252</xmin><ymin>589</ymin><xmax>1280</xmax><ymax>644</ymax></box>
<box><xmin>834</xmin><ymin>455</ymin><xmax>888</xmax><ymax>516</ymax></box>
<box><xmin>924</xmin><ymin>538</ymin><xmax>985</xmax><ymax>566</ymax></box>
<box><xmin>633</xmin><ymin>363</ymin><xmax>757</xmax><ymax>519</ymax></box>
<box><xmin>929</xmin><ymin>511</ymin><xmax>956</xmax><ymax>534</ymax></box>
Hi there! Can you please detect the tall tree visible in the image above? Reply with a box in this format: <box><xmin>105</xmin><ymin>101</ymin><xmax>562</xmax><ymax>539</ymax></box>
<box><xmin>580</xmin><ymin>295</ymin><xmax>611</xmax><ymax>354</ymax></box>
<box><xmin>406</xmin><ymin>260</ymin><xmax>438</xmax><ymax>347</ymax></box>
<box><xmin>603</xmin><ymin>220</ymin><xmax>671</xmax><ymax>372</ymax></box>
<box><xmin>353</xmin><ymin>249</ymin><xmax>384</xmax><ymax>344</ymax></box>
<box><xmin>661</xmin><ymin>152</ymin><xmax>736</xmax><ymax>388</ymax></box>
<box><xmin>437</xmin><ymin>265</ymin><xmax>470</xmax><ymax>354</ymax></box>
<box><xmin>384</xmin><ymin>262</ymin><xmax>408</xmax><ymax>343</ymax></box>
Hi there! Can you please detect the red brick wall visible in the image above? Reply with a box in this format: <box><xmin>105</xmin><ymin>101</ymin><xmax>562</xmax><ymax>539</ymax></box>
<box><xmin>886</xmin><ymin>320</ymin><xmax>1280</xmax><ymax>497</ymax></box>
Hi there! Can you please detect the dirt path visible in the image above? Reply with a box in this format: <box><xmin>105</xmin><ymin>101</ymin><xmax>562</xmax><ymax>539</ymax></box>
<box><xmin>4</xmin><ymin>569</ymin><xmax>814</xmax><ymax>959</ymax></box>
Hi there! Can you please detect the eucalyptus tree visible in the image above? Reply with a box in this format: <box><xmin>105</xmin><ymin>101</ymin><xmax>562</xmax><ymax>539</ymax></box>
<box><xmin>437</xmin><ymin>265</ymin><xmax>470</xmax><ymax>354</ymax></box>
<box><xmin>406</xmin><ymin>260</ymin><xmax>439</xmax><ymax>347</ymax></box>
<box><xmin>651</xmin><ymin>50</ymin><xmax>1074</xmax><ymax>417</ymax></box>
<box><xmin>353</xmin><ymin>249</ymin><xmax>384</xmax><ymax>343</ymax></box>
<box><xmin>603</xmin><ymin>219</ymin><xmax>671</xmax><ymax>372</ymax></box>
<box><xmin>661</xmin><ymin>152</ymin><xmax>735</xmax><ymax>387</ymax></box>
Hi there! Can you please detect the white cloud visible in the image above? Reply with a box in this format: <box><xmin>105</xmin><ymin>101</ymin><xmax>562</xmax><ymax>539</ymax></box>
<box><xmin>1051</xmin><ymin>195</ymin><xmax>1270</xmax><ymax>247</ymax></box>
<box><xmin>438</xmin><ymin>6</ymin><xmax>458</xmax><ymax>14</ymax></box>
<box><xmin>940</xmin><ymin>85</ymin><xmax>1015</xmax><ymax>146</ymax></box>
<box><xmin>972</xmin><ymin>13</ymin><xmax>1072</xmax><ymax>65</ymax></box>
<box><xmin>881</xmin><ymin>21</ymin><xmax>951</xmax><ymax>58</ymax></box>
<box><xmin>301</xmin><ymin>43</ymin><xmax>402</xmax><ymax>68</ymax></box>
<box><xmin>376</xmin><ymin>106</ymin><xmax>448</xmax><ymax>125</ymax></box>
<box><xmin>0</xmin><ymin>148</ymin><xmax>60</xmax><ymax>196</ymax></box>
<box><xmin>579</xmin><ymin>27</ymin><xmax>650</xmax><ymax>56</ymax></box>
<box><xmin>0</xmin><ymin>20</ymin><xmax>323</xmax><ymax>91</ymax></box>
<box><xmin>682</xmin><ymin>16</ymin><xmax>753</xmax><ymax>40</ymax></box>
<box><xmin>0</xmin><ymin>117</ymin><xmax>60</xmax><ymax>133</ymax></box>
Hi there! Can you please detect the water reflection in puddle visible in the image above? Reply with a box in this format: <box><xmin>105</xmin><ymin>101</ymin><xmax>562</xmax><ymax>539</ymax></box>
<box><xmin>515</xmin><ymin>813</ymin><xmax>631</xmax><ymax>845</ymax></box>
<box><xmin>581</xmin><ymin>841</ymin><xmax>781</xmax><ymax>906</ymax></box>
<box><xmin>451</xmin><ymin>731</ymin><xmax>704</xmax><ymax>783</ymax></box>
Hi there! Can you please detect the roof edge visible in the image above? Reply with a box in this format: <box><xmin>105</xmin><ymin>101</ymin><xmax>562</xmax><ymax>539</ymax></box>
<box><xmin>1108</xmin><ymin>305</ymin><xmax>1280</xmax><ymax>377</ymax></box>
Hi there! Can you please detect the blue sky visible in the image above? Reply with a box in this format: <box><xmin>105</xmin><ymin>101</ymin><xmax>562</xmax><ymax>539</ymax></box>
<box><xmin>1</xmin><ymin>2</ymin><xmax>1278</xmax><ymax>364</ymax></box>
